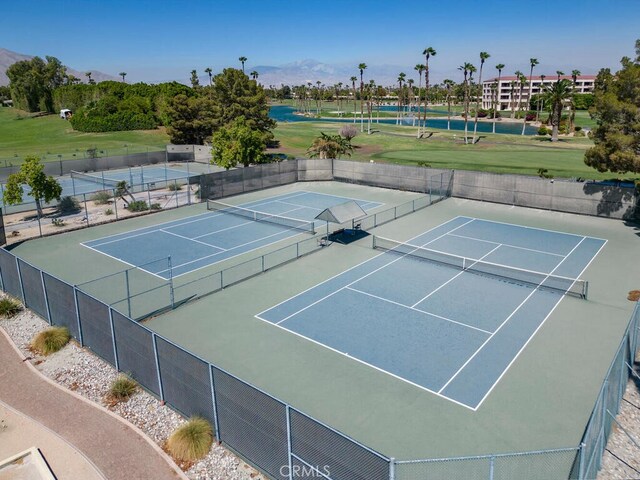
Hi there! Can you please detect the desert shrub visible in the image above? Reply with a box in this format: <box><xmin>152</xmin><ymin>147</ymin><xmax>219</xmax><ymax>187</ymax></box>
<box><xmin>538</xmin><ymin>168</ymin><xmax>554</xmax><ymax>179</ymax></box>
<box><xmin>168</xmin><ymin>183</ymin><xmax>182</xmax><ymax>191</ymax></box>
<box><xmin>105</xmin><ymin>208</ymin><xmax>114</xmax><ymax>215</ymax></box>
<box><xmin>126</xmin><ymin>200</ymin><xmax>148</xmax><ymax>212</ymax></box>
<box><xmin>91</xmin><ymin>191</ymin><xmax>112</xmax><ymax>205</ymax></box>
<box><xmin>52</xmin><ymin>218</ymin><xmax>65</xmax><ymax>227</ymax></box>
<box><xmin>339</xmin><ymin>124</ymin><xmax>358</xmax><ymax>141</ymax></box>
<box><xmin>58</xmin><ymin>196</ymin><xmax>81</xmax><ymax>213</ymax></box>
<box><xmin>0</xmin><ymin>297</ymin><xmax>22</xmax><ymax>318</ymax></box>
<box><xmin>30</xmin><ymin>326</ymin><xmax>70</xmax><ymax>355</ymax></box>
<box><xmin>150</xmin><ymin>203</ymin><xmax>161</xmax><ymax>210</ymax></box>
<box><xmin>166</xmin><ymin>417</ymin><xmax>213</xmax><ymax>462</ymax></box>
<box><xmin>108</xmin><ymin>374</ymin><xmax>138</xmax><ymax>402</ymax></box>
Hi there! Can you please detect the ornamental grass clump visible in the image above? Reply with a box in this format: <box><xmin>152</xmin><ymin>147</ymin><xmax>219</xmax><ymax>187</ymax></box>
<box><xmin>166</xmin><ymin>417</ymin><xmax>213</xmax><ymax>462</ymax></box>
<box><xmin>30</xmin><ymin>326</ymin><xmax>70</xmax><ymax>355</ymax></box>
<box><xmin>107</xmin><ymin>374</ymin><xmax>138</xmax><ymax>404</ymax></box>
<box><xmin>0</xmin><ymin>297</ymin><xmax>22</xmax><ymax>318</ymax></box>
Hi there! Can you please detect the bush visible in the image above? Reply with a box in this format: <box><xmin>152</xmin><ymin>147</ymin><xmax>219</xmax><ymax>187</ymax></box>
<box><xmin>0</xmin><ymin>297</ymin><xmax>22</xmax><ymax>318</ymax></box>
<box><xmin>52</xmin><ymin>218</ymin><xmax>65</xmax><ymax>227</ymax></box>
<box><xmin>339</xmin><ymin>124</ymin><xmax>358</xmax><ymax>141</ymax></box>
<box><xmin>107</xmin><ymin>374</ymin><xmax>138</xmax><ymax>403</ymax></box>
<box><xmin>30</xmin><ymin>327</ymin><xmax>70</xmax><ymax>355</ymax></box>
<box><xmin>166</xmin><ymin>417</ymin><xmax>213</xmax><ymax>462</ymax></box>
<box><xmin>91</xmin><ymin>191</ymin><xmax>112</xmax><ymax>205</ymax></box>
<box><xmin>537</xmin><ymin>126</ymin><xmax>549</xmax><ymax>136</ymax></box>
<box><xmin>126</xmin><ymin>200</ymin><xmax>148</xmax><ymax>212</ymax></box>
<box><xmin>105</xmin><ymin>208</ymin><xmax>114</xmax><ymax>215</ymax></box>
<box><xmin>574</xmin><ymin>130</ymin><xmax>586</xmax><ymax>137</ymax></box>
<box><xmin>168</xmin><ymin>183</ymin><xmax>182</xmax><ymax>191</ymax></box>
<box><xmin>150</xmin><ymin>203</ymin><xmax>161</xmax><ymax>210</ymax></box>
<box><xmin>58</xmin><ymin>196</ymin><xmax>81</xmax><ymax>213</ymax></box>
<box><xmin>525</xmin><ymin>113</ymin><xmax>536</xmax><ymax>121</ymax></box>
<box><xmin>574</xmin><ymin>125</ymin><xmax>582</xmax><ymax>132</ymax></box>
<box><xmin>558</xmin><ymin>124</ymin><xmax>568</xmax><ymax>134</ymax></box>
<box><xmin>538</xmin><ymin>168</ymin><xmax>553</xmax><ymax>179</ymax></box>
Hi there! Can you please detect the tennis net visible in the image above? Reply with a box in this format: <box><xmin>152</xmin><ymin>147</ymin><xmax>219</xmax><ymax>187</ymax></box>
<box><xmin>71</xmin><ymin>171</ymin><xmax>121</xmax><ymax>189</ymax></box>
<box><xmin>372</xmin><ymin>235</ymin><xmax>588</xmax><ymax>299</ymax></box>
<box><xmin>207</xmin><ymin>199</ymin><xmax>316</xmax><ymax>234</ymax></box>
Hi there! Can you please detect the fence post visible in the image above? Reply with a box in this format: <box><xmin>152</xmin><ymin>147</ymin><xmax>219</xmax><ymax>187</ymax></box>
<box><xmin>286</xmin><ymin>405</ymin><xmax>293</xmax><ymax>480</ymax></box>
<box><xmin>209</xmin><ymin>366</ymin><xmax>221</xmax><ymax>443</ymax></box>
<box><xmin>152</xmin><ymin>333</ymin><xmax>165</xmax><ymax>402</ymax></box>
<box><xmin>578</xmin><ymin>443</ymin><xmax>586</xmax><ymax>480</ymax></box>
<box><xmin>125</xmin><ymin>269</ymin><xmax>132</xmax><ymax>318</ymax></box>
<box><xmin>489</xmin><ymin>455</ymin><xmax>495</xmax><ymax>480</ymax></box>
<box><xmin>0</xmin><ymin>253</ymin><xmax>5</xmax><ymax>291</ymax></box>
<box><xmin>40</xmin><ymin>270</ymin><xmax>52</xmax><ymax>325</ymax></box>
<box><xmin>168</xmin><ymin>256</ymin><xmax>174</xmax><ymax>308</ymax></box>
<box><xmin>73</xmin><ymin>286</ymin><xmax>84</xmax><ymax>346</ymax></box>
<box><xmin>15</xmin><ymin>257</ymin><xmax>25</xmax><ymax>304</ymax></box>
<box><xmin>389</xmin><ymin>457</ymin><xmax>395</xmax><ymax>480</ymax></box>
<box><xmin>83</xmin><ymin>194</ymin><xmax>89</xmax><ymax>225</ymax></box>
<box><xmin>147</xmin><ymin>185</ymin><xmax>152</xmax><ymax>207</ymax></box>
<box><xmin>598</xmin><ymin>380</ymin><xmax>608</xmax><ymax>470</ymax></box>
<box><xmin>109</xmin><ymin>308</ymin><xmax>119</xmax><ymax>371</ymax></box>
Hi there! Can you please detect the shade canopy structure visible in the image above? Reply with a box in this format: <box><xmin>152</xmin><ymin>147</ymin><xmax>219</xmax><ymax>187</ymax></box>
<box><xmin>314</xmin><ymin>200</ymin><xmax>367</xmax><ymax>225</ymax></box>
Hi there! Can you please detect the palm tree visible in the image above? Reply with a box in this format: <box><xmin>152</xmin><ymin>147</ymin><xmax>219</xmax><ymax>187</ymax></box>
<box><xmin>472</xmin><ymin>52</ymin><xmax>490</xmax><ymax>142</ymax></box>
<box><xmin>204</xmin><ymin>67</ymin><xmax>213</xmax><ymax>86</ymax></box>
<box><xmin>358</xmin><ymin>63</ymin><xmax>367</xmax><ymax>132</ymax></box>
<box><xmin>407</xmin><ymin>78</ymin><xmax>415</xmax><ymax>125</ymax></box>
<box><xmin>521</xmin><ymin>58</ymin><xmax>538</xmax><ymax>135</ymax></box>
<box><xmin>509</xmin><ymin>80</ymin><xmax>517</xmax><ymax>118</ymax></box>
<box><xmin>569</xmin><ymin>69</ymin><xmax>581</xmax><ymax>133</ymax></box>
<box><xmin>513</xmin><ymin>70</ymin><xmax>525</xmax><ymax>119</ymax></box>
<box><xmin>350</xmin><ymin>76</ymin><xmax>358</xmax><ymax>123</ymax></box>
<box><xmin>239</xmin><ymin>56</ymin><xmax>247</xmax><ymax>73</ymax></box>
<box><xmin>414</xmin><ymin>64</ymin><xmax>425</xmax><ymax>135</ymax></box>
<box><xmin>458</xmin><ymin>63</ymin><xmax>474</xmax><ymax>143</ymax></box>
<box><xmin>493</xmin><ymin>63</ymin><xmax>505</xmax><ymax>133</ymax></box>
<box><xmin>443</xmin><ymin>79</ymin><xmax>454</xmax><ymax>130</ymax></box>
<box><xmin>367</xmin><ymin>79</ymin><xmax>376</xmax><ymax>134</ymax></box>
<box><xmin>422</xmin><ymin>47</ymin><xmax>437</xmax><ymax>135</ymax></box>
<box><xmin>397</xmin><ymin>72</ymin><xmax>406</xmax><ymax>125</ymax></box>
<box><xmin>85</xmin><ymin>71</ymin><xmax>93</xmax><ymax>84</ymax></box>
<box><xmin>316</xmin><ymin>80</ymin><xmax>322</xmax><ymax>115</ymax></box>
<box><xmin>335</xmin><ymin>82</ymin><xmax>343</xmax><ymax>116</ymax></box>
<box><xmin>543</xmin><ymin>79</ymin><xmax>572</xmax><ymax>141</ymax></box>
<box><xmin>119</xmin><ymin>72</ymin><xmax>127</xmax><ymax>82</ymax></box>
<box><xmin>536</xmin><ymin>74</ymin><xmax>546</xmax><ymax>123</ymax></box>
<box><xmin>250</xmin><ymin>71</ymin><xmax>259</xmax><ymax>81</ymax></box>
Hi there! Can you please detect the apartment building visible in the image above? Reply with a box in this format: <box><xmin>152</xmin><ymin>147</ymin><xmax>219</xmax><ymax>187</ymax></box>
<box><xmin>481</xmin><ymin>75</ymin><xmax>595</xmax><ymax>110</ymax></box>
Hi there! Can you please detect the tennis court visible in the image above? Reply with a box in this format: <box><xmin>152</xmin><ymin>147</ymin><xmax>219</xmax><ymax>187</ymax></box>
<box><xmin>83</xmin><ymin>191</ymin><xmax>382</xmax><ymax>278</ymax></box>
<box><xmin>257</xmin><ymin>216</ymin><xmax>606</xmax><ymax>410</ymax></box>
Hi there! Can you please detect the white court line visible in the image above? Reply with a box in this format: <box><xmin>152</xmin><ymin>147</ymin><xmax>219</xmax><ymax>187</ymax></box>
<box><xmin>273</xmin><ymin>218</ymin><xmax>476</xmax><ymax>326</ymax></box>
<box><xmin>253</xmin><ymin>311</ymin><xmax>476</xmax><ymax>411</ymax></box>
<box><xmin>160</xmin><ymin>229</ymin><xmax>227</xmax><ymax>250</ymax></box>
<box><xmin>81</xmin><ymin>244</ymin><xmax>168</xmax><ymax>280</ymax></box>
<box><xmin>295</xmin><ymin>189</ymin><xmax>384</xmax><ymax>208</ymax></box>
<box><xmin>254</xmin><ymin>216</ymin><xmax>470</xmax><ymax>319</ymax></box>
<box><xmin>410</xmin><ymin>244</ymin><xmax>503</xmax><ymax>308</ymax></box>
<box><xmin>445</xmin><ymin>232</ymin><xmax>566</xmax><ymax>258</ymax></box>
<box><xmin>472</xmin><ymin>238</ymin><xmax>607</xmax><ymax>410</ymax></box>
<box><xmin>346</xmin><ymin>286</ymin><xmax>492</xmax><ymax>335</ymax></box>
<box><xmin>275</xmin><ymin>200</ymin><xmax>323</xmax><ymax>210</ymax></box>
<box><xmin>437</xmin><ymin>235</ymin><xmax>588</xmax><ymax>400</ymax></box>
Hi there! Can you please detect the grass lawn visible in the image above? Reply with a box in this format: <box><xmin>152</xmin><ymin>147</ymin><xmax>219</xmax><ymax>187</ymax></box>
<box><xmin>0</xmin><ymin>107</ymin><xmax>170</xmax><ymax>165</ymax></box>
<box><xmin>273</xmin><ymin>120</ymin><xmax>635</xmax><ymax>181</ymax></box>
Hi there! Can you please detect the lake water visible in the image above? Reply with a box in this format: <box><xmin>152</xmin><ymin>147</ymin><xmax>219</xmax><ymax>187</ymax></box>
<box><xmin>269</xmin><ymin>105</ymin><xmax>538</xmax><ymax>136</ymax></box>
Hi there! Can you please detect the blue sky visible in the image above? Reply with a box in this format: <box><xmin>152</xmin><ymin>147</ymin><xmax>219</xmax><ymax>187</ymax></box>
<box><xmin>2</xmin><ymin>0</ymin><xmax>638</xmax><ymax>83</ymax></box>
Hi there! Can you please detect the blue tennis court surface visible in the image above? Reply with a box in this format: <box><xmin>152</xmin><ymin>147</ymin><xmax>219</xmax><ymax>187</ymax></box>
<box><xmin>83</xmin><ymin>191</ymin><xmax>382</xmax><ymax>278</ymax></box>
<box><xmin>257</xmin><ymin>217</ymin><xmax>606</xmax><ymax>410</ymax></box>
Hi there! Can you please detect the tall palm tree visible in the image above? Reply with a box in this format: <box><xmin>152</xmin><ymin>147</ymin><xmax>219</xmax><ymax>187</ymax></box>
<box><xmin>443</xmin><ymin>79</ymin><xmax>454</xmax><ymax>130</ymax></box>
<box><xmin>396</xmin><ymin>72</ymin><xmax>406</xmax><ymax>125</ymax></box>
<box><xmin>472</xmin><ymin>52</ymin><xmax>490</xmax><ymax>142</ymax></box>
<box><xmin>556</xmin><ymin>70</ymin><xmax>564</xmax><ymax>81</ymax></box>
<box><xmin>521</xmin><ymin>58</ymin><xmax>539</xmax><ymax>135</ymax></box>
<box><xmin>350</xmin><ymin>76</ymin><xmax>358</xmax><ymax>123</ymax></box>
<box><xmin>335</xmin><ymin>82</ymin><xmax>343</xmax><ymax>115</ymax></box>
<box><xmin>204</xmin><ymin>67</ymin><xmax>213</xmax><ymax>86</ymax></box>
<box><xmin>509</xmin><ymin>80</ymin><xmax>517</xmax><ymax>118</ymax></box>
<box><xmin>367</xmin><ymin>79</ymin><xmax>376</xmax><ymax>134</ymax></box>
<box><xmin>85</xmin><ymin>71</ymin><xmax>93</xmax><ymax>84</ymax></box>
<box><xmin>250</xmin><ymin>71</ymin><xmax>259</xmax><ymax>81</ymax></box>
<box><xmin>513</xmin><ymin>70</ymin><xmax>524</xmax><ymax>119</ymax></box>
<box><xmin>543</xmin><ymin>79</ymin><xmax>572</xmax><ymax>141</ymax></box>
<box><xmin>119</xmin><ymin>72</ymin><xmax>127</xmax><ymax>82</ymax></box>
<box><xmin>239</xmin><ymin>56</ymin><xmax>247</xmax><ymax>73</ymax></box>
<box><xmin>358</xmin><ymin>63</ymin><xmax>367</xmax><ymax>131</ymax></box>
<box><xmin>569</xmin><ymin>69</ymin><xmax>581</xmax><ymax>133</ymax></box>
<box><xmin>422</xmin><ymin>47</ymin><xmax>437</xmax><ymax>135</ymax></box>
<box><xmin>458</xmin><ymin>63</ymin><xmax>474</xmax><ymax>143</ymax></box>
<box><xmin>414</xmin><ymin>64</ymin><xmax>425</xmax><ymax>135</ymax></box>
<box><xmin>493</xmin><ymin>63</ymin><xmax>505</xmax><ymax>133</ymax></box>
<box><xmin>536</xmin><ymin>74</ymin><xmax>546</xmax><ymax>123</ymax></box>
<box><xmin>407</xmin><ymin>78</ymin><xmax>415</xmax><ymax>124</ymax></box>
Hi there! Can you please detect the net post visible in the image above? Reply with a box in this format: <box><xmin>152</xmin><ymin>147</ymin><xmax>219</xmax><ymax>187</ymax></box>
<box><xmin>109</xmin><ymin>307</ymin><xmax>119</xmax><ymax>371</ymax></box>
<box><xmin>389</xmin><ymin>457</ymin><xmax>395</xmax><ymax>480</ymax></box>
<box><xmin>152</xmin><ymin>333</ymin><xmax>165</xmax><ymax>402</ymax></box>
<box><xmin>209</xmin><ymin>365</ymin><xmax>221</xmax><ymax>443</ymax></box>
<box><xmin>584</xmin><ymin>281</ymin><xmax>589</xmax><ymax>300</ymax></box>
<box><xmin>71</xmin><ymin>176</ymin><xmax>77</xmax><ymax>196</ymax></box>
<box><xmin>168</xmin><ymin>256</ymin><xmax>175</xmax><ymax>308</ymax></box>
<box><xmin>286</xmin><ymin>405</ymin><xmax>293</xmax><ymax>480</ymax></box>
<box><xmin>125</xmin><ymin>269</ymin><xmax>132</xmax><ymax>318</ymax></box>
<box><xmin>372</xmin><ymin>235</ymin><xmax>377</xmax><ymax>250</ymax></box>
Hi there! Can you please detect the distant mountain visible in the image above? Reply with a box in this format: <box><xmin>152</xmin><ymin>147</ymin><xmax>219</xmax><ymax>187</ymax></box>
<box><xmin>251</xmin><ymin>59</ymin><xmax>415</xmax><ymax>87</ymax></box>
<box><xmin>0</xmin><ymin>47</ymin><xmax>117</xmax><ymax>86</ymax></box>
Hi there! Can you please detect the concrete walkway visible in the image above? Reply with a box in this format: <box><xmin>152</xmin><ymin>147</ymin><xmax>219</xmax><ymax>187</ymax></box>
<box><xmin>0</xmin><ymin>328</ymin><xmax>186</xmax><ymax>480</ymax></box>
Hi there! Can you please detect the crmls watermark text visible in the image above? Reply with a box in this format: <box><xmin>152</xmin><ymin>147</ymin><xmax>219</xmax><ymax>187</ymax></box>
<box><xmin>280</xmin><ymin>464</ymin><xmax>331</xmax><ymax>477</ymax></box>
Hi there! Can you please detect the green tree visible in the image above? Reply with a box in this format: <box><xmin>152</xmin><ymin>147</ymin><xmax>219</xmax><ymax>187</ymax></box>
<box><xmin>211</xmin><ymin>117</ymin><xmax>266</xmax><ymax>169</ymax></box>
<box><xmin>422</xmin><ymin>47</ymin><xmax>436</xmax><ymax>135</ymax></box>
<box><xmin>443</xmin><ymin>79</ymin><xmax>455</xmax><ymax>130</ymax></box>
<box><xmin>307</xmin><ymin>132</ymin><xmax>353</xmax><ymax>159</ymax></box>
<box><xmin>204</xmin><ymin>67</ymin><xmax>213</xmax><ymax>86</ymax></box>
<box><xmin>239</xmin><ymin>56</ymin><xmax>247</xmax><ymax>73</ymax></box>
<box><xmin>521</xmin><ymin>58</ymin><xmax>539</xmax><ymax>135</ymax></box>
<box><xmin>119</xmin><ymin>72</ymin><xmax>127</xmax><ymax>82</ymax></box>
<box><xmin>7</xmin><ymin>56</ymin><xmax>67</xmax><ymax>112</ymax></box>
<box><xmin>3</xmin><ymin>156</ymin><xmax>62</xmax><ymax>216</ymax></box>
<box><xmin>472</xmin><ymin>51</ymin><xmax>490</xmax><ymax>142</ymax></box>
<box><xmin>458</xmin><ymin>63</ymin><xmax>474</xmax><ymax>143</ymax></box>
<box><xmin>358</xmin><ymin>63</ymin><xmax>367</xmax><ymax>132</ymax></box>
<box><xmin>493</xmin><ymin>63</ymin><xmax>505</xmax><ymax>133</ymax></box>
<box><xmin>350</xmin><ymin>76</ymin><xmax>357</xmax><ymax>123</ymax></box>
<box><xmin>190</xmin><ymin>70</ymin><xmax>200</xmax><ymax>88</ymax></box>
<box><xmin>584</xmin><ymin>49</ymin><xmax>640</xmax><ymax>174</ymax></box>
<box><xmin>414</xmin><ymin>64</ymin><xmax>425</xmax><ymax>136</ymax></box>
<box><xmin>543</xmin><ymin>79</ymin><xmax>573</xmax><ymax>141</ymax></box>
<box><xmin>166</xmin><ymin>94</ymin><xmax>217</xmax><ymax>144</ymax></box>
<box><xmin>569</xmin><ymin>69</ymin><xmax>581</xmax><ymax>133</ymax></box>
